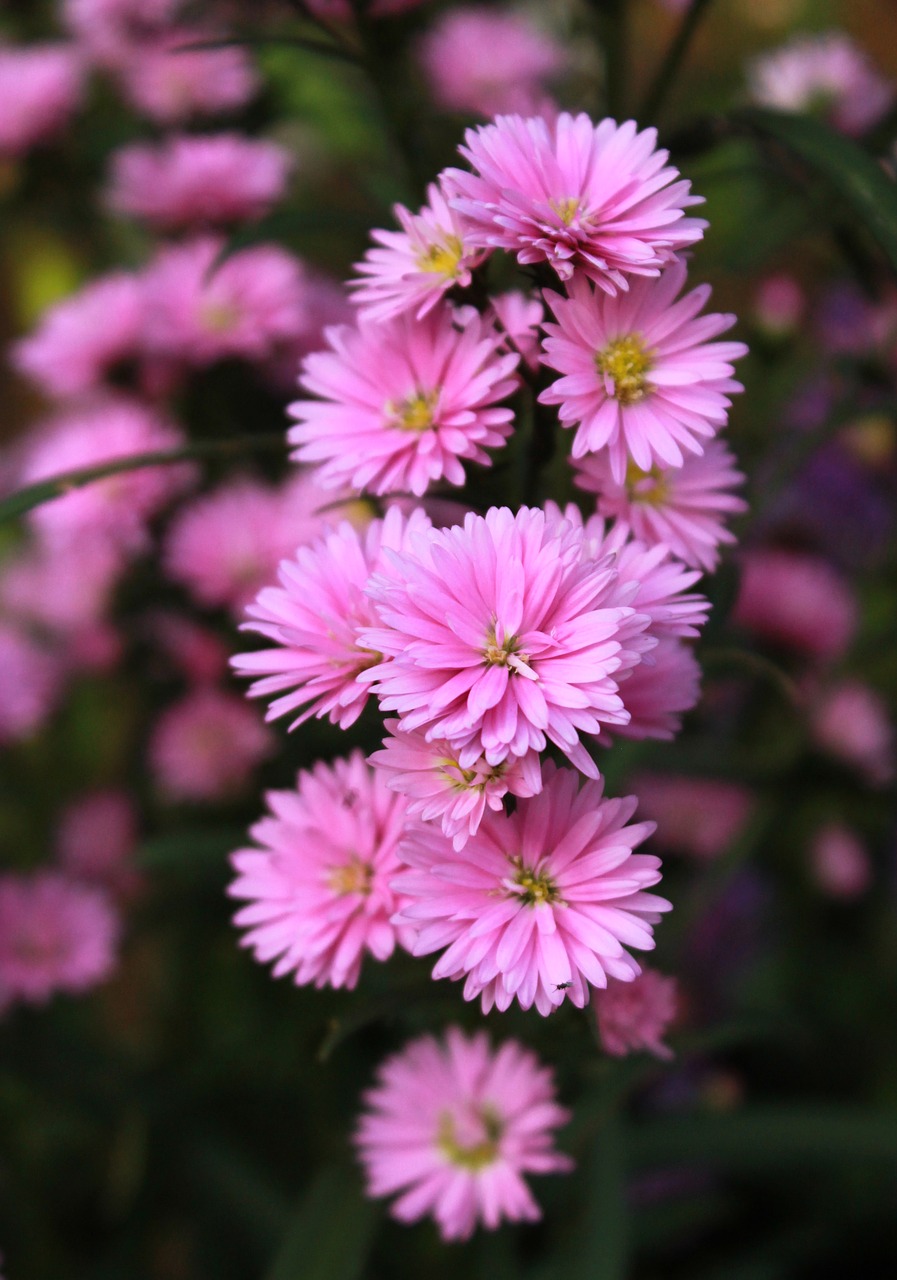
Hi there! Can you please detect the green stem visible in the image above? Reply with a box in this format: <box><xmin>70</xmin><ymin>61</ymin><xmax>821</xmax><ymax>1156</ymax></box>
<box><xmin>639</xmin><ymin>0</ymin><xmax>716</xmax><ymax>124</ymax></box>
<box><xmin>0</xmin><ymin>433</ymin><xmax>286</xmax><ymax>524</ymax></box>
<box><xmin>587</xmin><ymin>0</ymin><xmax>628</xmax><ymax>118</ymax></box>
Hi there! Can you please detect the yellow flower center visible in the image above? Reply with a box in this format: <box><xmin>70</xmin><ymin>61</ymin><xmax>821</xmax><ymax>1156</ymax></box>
<box><xmin>482</xmin><ymin>621</ymin><xmax>531</xmax><ymax>672</ymax></box>
<box><xmin>509</xmin><ymin>855</ymin><xmax>561</xmax><ymax>906</ymax></box>
<box><xmin>624</xmin><ymin>460</ymin><xmax>670</xmax><ymax>506</ymax></box>
<box><xmin>551</xmin><ymin>197</ymin><xmax>581</xmax><ymax>226</ymax></box>
<box><xmin>416</xmin><ymin>235</ymin><xmax>464</xmax><ymax>279</ymax></box>
<box><xmin>200</xmin><ymin>300</ymin><xmax>240</xmax><ymax>334</ymax></box>
<box><xmin>327</xmin><ymin>856</ymin><xmax>372</xmax><ymax>896</ymax></box>
<box><xmin>596</xmin><ymin>334</ymin><xmax>653</xmax><ymax>405</ymax></box>
<box><xmin>437</xmin><ymin>1107</ymin><xmax>503</xmax><ymax>1170</ymax></box>
<box><xmin>387</xmin><ymin>389</ymin><xmax>439</xmax><ymax>433</ymax></box>
<box><xmin>437</xmin><ymin>755</ymin><xmax>505</xmax><ymax>794</ymax></box>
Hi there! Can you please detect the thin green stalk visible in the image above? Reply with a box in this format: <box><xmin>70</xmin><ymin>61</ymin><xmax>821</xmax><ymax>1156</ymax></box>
<box><xmin>639</xmin><ymin>0</ymin><xmax>716</xmax><ymax>124</ymax></box>
<box><xmin>586</xmin><ymin>0</ymin><xmax>629</xmax><ymax>119</ymax></box>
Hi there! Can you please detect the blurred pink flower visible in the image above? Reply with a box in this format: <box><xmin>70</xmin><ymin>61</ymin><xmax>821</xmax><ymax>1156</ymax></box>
<box><xmin>747</xmin><ymin>30</ymin><xmax>893</xmax><ymax>136</ymax></box>
<box><xmin>62</xmin><ymin>0</ymin><xmax>177</xmax><ymax>66</ymax></box>
<box><xmin>594</xmin><ymin>968</ymin><xmax>679</xmax><ymax>1059</ymax></box>
<box><xmin>574</xmin><ymin>439</ymin><xmax>747</xmax><ymax>573</ymax></box>
<box><xmin>116</xmin><ymin>27</ymin><xmax>258</xmax><ymax>124</ymax></box>
<box><xmin>234</xmin><ymin>507</ymin><xmax>431</xmax><ymax>731</ymax></box>
<box><xmin>56</xmin><ymin>789</ymin><xmax>141</xmax><ymax>900</ymax></box>
<box><xmin>540</xmin><ymin>260</ymin><xmax>747</xmax><ymax>481</ymax></box>
<box><xmin>612</xmin><ymin>637</ymin><xmax>702</xmax><ymax>742</ymax></box>
<box><xmin>0</xmin><ymin>871</ymin><xmax>120</xmax><ymax>1006</ymax></box>
<box><xmin>0</xmin><ymin>43</ymin><xmax>83</xmax><ymax>157</ymax></box>
<box><xmin>395</xmin><ymin>762</ymin><xmax>669</xmax><ymax>1015</ymax></box>
<box><xmin>142</xmin><ymin>237</ymin><xmax>309</xmax><ymax>371</ymax></box>
<box><xmin>0</xmin><ymin>624</ymin><xmax>63</xmax><ymax>745</ymax></box>
<box><xmin>0</xmin><ymin>537</ymin><xmax>123</xmax><ymax>642</ymax></box>
<box><xmin>417</xmin><ymin>7</ymin><xmax>568</xmax><ymax>118</ymax></box>
<box><xmin>20</xmin><ymin>399</ymin><xmax>193</xmax><ymax>553</ymax></box>
<box><xmin>732</xmin><ymin>547</ymin><xmax>857</xmax><ymax>662</ymax></box>
<box><xmin>11</xmin><ymin>272</ymin><xmax>144</xmax><ymax>401</ymax></box>
<box><xmin>811</xmin><ymin>680</ymin><xmax>894</xmax><ymax>787</ymax></box>
<box><xmin>808</xmin><ymin>823</ymin><xmax>871</xmax><ymax>900</ymax></box>
<box><xmin>369</xmin><ymin>719</ymin><xmax>542</xmax><ymax>851</ymax></box>
<box><xmin>289</xmin><ymin>304</ymin><xmax>518</xmax><ymax>497</ymax></box>
<box><xmin>752</xmin><ymin>273</ymin><xmax>805</xmax><ymax>338</ymax></box>
<box><xmin>445</xmin><ymin>112</ymin><xmax>706</xmax><ymax>292</ymax></box>
<box><xmin>142</xmin><ymin>612</ymin><xmax>230</xmax><ymax>685</ymax></box>
<box><xmin>355</xmin><ymin>1027</ymin><xmax>572</xmax><ymax>1242</ymax></box>
<box><xmin>360</xmin><ymin>506</ymin><xmax>653</xmax><ymax>778</ymax></box>
<box><xmin>149</xmin><ymin>687</ymin><xmax>273</xmax><ymax>802</ymax></box>
<box><xmin>229</xmin><ymin>751</ymin><xmax>413</xmax><ymax>989</ymax></box>
<box><xmin>106</xmin><ymin>133</ymin><xmax>292</xmax><ymax>231</ymax></box>
<box><xmin>632</xmin><ymin>772</ymin><xmax>755</xmax><ymax>860</ymax></box>
<box><xmin>350</xmin><ymin>181</ymin><xmax>488</xmax><ymax>322</ymax></box>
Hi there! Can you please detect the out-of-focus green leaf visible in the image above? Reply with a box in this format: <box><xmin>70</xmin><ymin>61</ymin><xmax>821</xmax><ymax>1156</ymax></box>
<box><xmin>266</xmin><ymin>1164</ymin><xmax>376</xmax><ymax>1280</ymax></box>
<box><xmin>735</xmin><ymin>108</ymin><xmax>897</xmax><ymax>274</ymax></box>
<box><xmin>138</xmin><ymin>828</ymin><xmax>245</xmax><ymax>874</ymax></box>
<box><xmin>572</xmin><ymin>1115</ymin><xmax>630</xmax><ymax>1280</ymax></box>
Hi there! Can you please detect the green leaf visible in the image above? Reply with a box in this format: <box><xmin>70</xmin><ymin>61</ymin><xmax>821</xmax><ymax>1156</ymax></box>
<box><xmin>734</xmin><ymin>107</ymin><xmax>897</xmax><ymax>275</ymax></box>
<box><xmin>266</xmin><ymin>1164</ymin><xmax>377</xmax><ymax>1280</ymax></box>
<box><xmin>137</xmin><ymin>828</ymin><xmax>245</xmax><ymax>875</ymax></box>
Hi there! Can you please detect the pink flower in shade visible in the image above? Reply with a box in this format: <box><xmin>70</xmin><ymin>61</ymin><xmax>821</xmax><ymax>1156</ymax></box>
<box><xmin>445</xmin><ymin>113</ymin><xmax>706</xmax><ymax>292</ymax></box>
<box><xmin>163</xmin><ymin>470</ymin><xmax>338</xmax><ymax>618</ymax></box>
<box><xmin>732</xmin><ymin>547</ymin><xmax>857</xmax><ymax>663</ymax></box>
<box><xmin>229</xmin><ymin>751</ymin><xmax>413</xmax><ymax>990</ymax></box>
<box><xmin>234</xmin><ymin>506</ymin><xmax>432</xmax><ymax>731</ymax></box>
<box><xmin>289</xmin><ymin>304</ymin><xmax>519</xmax><ymax>498</ymax></box>
<box><xmin>0</xmin><ymin>872</ymin><xmax>120</xmax><ymax>1006</ymax></box>
<box><xmin>360</xmin><ymin>505</ymin><xmax>654</xmax><ymax>778</ymax></box>
<box><xmin>752</xmin><ymin>273</ymin><xmax>805</xmax><ymax>338</ymax></box>
<box><xmin>141</xmin><ymin>237</ymin><xmax>309</xmax><ymax>371</ymax></box>
<box><xmin>11</xmin><ymin>272</ymin><xmax>145</xmax><ymax>400</ymax></box>
<box><xmin>355</xmin><ymin>1028</ymin><xmax>572</xmax><ymax>1242</ymax></box>
<box><xmin>19</xmin><ymin>399</ymin><xmax>193</xmax><ymax>553</ymax></box>
<box><xmin>574</xmin><ymin>438</ymin><xmax>748</xmax><ymax>573</ymax></box>
<box><xmin>149</xmin><ymin>687</ymin><xmax>273</xmax><ymax>803</ymax></box>
<box><xmin>369</xmin><ymin>719</ymin><xmax>542</xmax><ymax>851</ymax></box>
<box><xmin>106</xmin><ymin>133</ymin><xmax>293</xmax><ymax>231</ymax></box>
<box><xmin>490</xmin><ymin>291</ymin><xmax>545</xmax><ymax>371</ymax></box>
<box><xmin>116</xmin><ymin>27</ymin><xmax>258</xmax><ymax>124</ymax></box>
<box><xmin>0</xmin><ymin>624</ymin><xmax>63</xmax><ymax>746</ymax></box>
<box><xmin>350</xmin><ymin>181</ymin><xmax>489</xmax><ymax>323</ymax></box>
<box><xmin>142</xmin><ymin>612</ymin><xmax>230</xmax><ymax>685</ymax></box>
<box><xmin>395</xmin><ymin>762</ymin><xmax>670</xmax><ymax>1016</ymax></box>
<box><xmin>0</xmin><ymin>44</ymin><xmax>83</xmax><ymax>158</ymax></box>
<box><xmin>808</xmin><ymin>823</ymin><xmax>871</xmax><ymax>901</ymax></box>
<box><xmin>593</xmin><ymin>968</ymin><xmax>679</xmax><ymax>1060</ymax></box>
<box><xmin>611</xmin><ymin>637</ymin><xmax>701</xmax><ymax>742</ymax></box>
<box><xmin>62</xmin><ymin>0</ymin><xmax>177</xmax><ymax>66</ymax></box>
<box><xmin>539</xmin><ymin>260</ymin><xmax>747</xmax><ymax>481</ymax></box>
<box><xmin>631</xmin><ymin>772</ymin><xmax>755</xmax><ymax>860</ymax></box>
<box><xmin>417</xmin><ymin>8</ymin><xmax>568</xmax><ymax>119</ymax></box>
<box><xmin>747</xmin><ymin>31</ymin><xmax>893</xmax><ymax>137</ymax></box>
<box><xmin>56</xmin><ymin>789</ymin><xmax>141</xmax><ymax>900</ymax></box>
<box><xmin>811</xmin><ymin>680</ymin><xmax>895</xmax><ymax>787</ymax></box>
<box><xmin>0</xmin><ymin>537</ymin><xmax>123</xmax><ymax>643</ymax></box>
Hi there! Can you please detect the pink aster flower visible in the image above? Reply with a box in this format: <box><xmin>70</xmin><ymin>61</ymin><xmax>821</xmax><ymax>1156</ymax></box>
<box><xmin>62</xmin><ymin>0</ymin><xmax>177</xmax><ymax>66</ymax></box>
<box><xmin>810</xmin><ymin>680</ymin><xmax>895</xmax><ymax>787</ymax></box>
<box><xmin>11</xmin><ymin>272</ymin><xmax>145</xmax><ymax>400</ymax></box>
<box><xmin>355</xmin><ymin>1027</ymin><xmax>572</xmax><ymax>1242</ymax></box>
<box><xmin>732</xmin><ymin>547</ymin><xmax>857</xmax><ymax>662</ymax></box>
<box><xmin>540</xmin><ymin>260</ymin><xmax>747</xmax><ymax>480</ymax></box>
<box><xmin>0</xmin><ymin>624</ymin><xmax>63</xmax><ymax>746</ymax></box>
<box><xmin>234</xmin><ymin>506</ymin><xmax>432</xmax><ymax>731</ymax></box>
<box><xmin>370</xmin><ymin>719</ymin><xmax>542</xmax><ymax>851</ymax></box>
<box><xmin>632</xmin><ymin>772</ymin><xmax>755</xmax><ymax>860</ymax></box>
<box><xmin>141</xmin><ymin>237</ymin><xmax>309</xmax><ymax>371</ymax></box>
<box><xmin>593</xmin><ymin>968</ymin><xmax>678</xmax><ymax>1060</ymax></box>
<box><xmin>19</xmin><ymin>399</ymin><xmax>193</xmax><ymax>553</ymax></box>
<box><xmin>612</xmin><ymin>637</ymin><xmax>701</xmax><ymax>742</ymax></box>
<box><xmin>752</xmin><ymin>273</ymin><xmax>805</xmax><ymax>338</ymax></box>
<box><xmin>0</xmin><ymin>43</ymin><xmax>84</xmax><ymax>157</ymax></box>
<box><xmin>747</xmin><ymin>31</ymin><xmax>893</xmax><ymax>136</ymax></box>
<box><xmin>56</xmin><ymin>789</ymin><xmax>141</xmax><ymax>900</ymax></box>
<box><xmin>0</xmin><ymin>871</ymin><xmax>120</xmax><ymax>1006</ymax></box>
<box><xmin>417</xmin><ymin>8</ymin><xmax>568</xmax><ymax>119</ymax></box>
<box><xmin>149</xmin><ymin>687</ymin><xmax>273</xmax><ymax>803</ymax></box>
<box><xmin>142</xmin><ymin>612</ymin><xmax>230</xmax><ymax>685</ymax></box>
<box><xmin>116</xmin><ymin>27</ymin><xmax>258</xmax><ymax>124</ymax></box>
<box><xmin>350</xmin><ymin>181</ymin><xmax>488</xmax><ymax>322</ymax></box>
<box><xmin>289</xmin><ymin>304</ymin><xmax>518</xmax><ymax>497</ymax></box>
<box><xmin>229</xmin><ymin>751</ymin><xmax>413</xmax><ymax>989</ymax></box>
<box><xmin>395</xmin><ymin>762</ymin><xmax>670</xmax><ymax>1015</ymax></box>
<box><xmin>105</xmin><ymin>133</ymin><xmax>292</xmax><ymax>231</ymax></box>
<box><xmin>0</xmin><ymin>537</ymin><xmax>123</xmax><ymax>645</ymax></box>
<box><xmin>361</xmin><ymin>505</ymin><xmax>654</xmax><ymax>777</ymax></box>
<box><xmin>445</xmin><ymin>112</ymin><xmax>706</xmax><ymax>292</ymax></box>
<box><xmin>808</xmin><ymin>823</ymin><xmax>871</xmax><ymax>900</ymax></box>
<box><xmin>574</xmin><ymin>439</ymin><xmax>748</xmax><ymax>572</ymax></box>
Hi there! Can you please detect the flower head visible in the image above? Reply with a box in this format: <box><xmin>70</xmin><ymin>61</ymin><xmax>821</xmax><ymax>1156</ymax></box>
<box><xmin>395</xmin><ymin>762</ymin><xmax>670</xmax><ymax>1015</ymax></box>
<box><xmin>594</xmin><ymin>968</ymin><xmax>678</xmax><ymax>1059</ymax></box>
<box><xmin>289</xmin><ymin>304</ymin><xmax>518</xmax><ymax>497</ymax></box>
<box><xmin>732</xmin><ymin>547</ymin><xmax>857</xmax><ymax>662</ymax></box>
<box><xmin>355</xmin><ymin>1027</ymin><xmax>572</xmax><ymax>1241</ymax></box>
<box><xmin>540</xmin><ymin>260</ymin><xmax>747</xmax><ymax>480</ymax></box>
<box><xmin>0</xmin><ymin>43</ymin><xmax>83</xmax><ymax>157</ymax></box>
<box><xmin>445</xmin><ymin>112</ymin><xmax>706</xmax><ymax>292</ymax></box>
<box><xmin>149</xmin><ymin>687</ymin><xmax>273</xmax><ymax>803</ymax></box>
<box><xmin>56</xmin><ymin>789</ymin><xmax>141</xmax><ymax>900</ymax></box>
<box><xmin>229</xmin><ymin>752</ymin><xmax>413</xmax><ymax>989</ymax></box>
<box><xmin>116</xmin><ymin>27</ymin><xmax>258</xmax><ymax>124</ymax></box>
<box><xmin>632</xmin><ymin>772</ymin><xmax>755</xmax><ymax>860</ymax></box>
<box><xmin>0</xmin><ymin>624</ymin><xmax>63</xmax><ymax>746</ymax></box>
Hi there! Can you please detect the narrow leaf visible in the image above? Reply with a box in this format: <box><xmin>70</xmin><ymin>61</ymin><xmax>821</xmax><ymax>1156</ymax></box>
<box><xmin>266</xmin><ymin>1164</ymin><xmax>376</xmax><ymax>1280</ymax></box>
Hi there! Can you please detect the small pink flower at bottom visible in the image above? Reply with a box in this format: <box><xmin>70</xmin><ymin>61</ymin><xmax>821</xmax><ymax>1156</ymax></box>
<box><xmin>355</xmin><ymin>1027</ymin><xmax>572</xmax><ymax>1242</ymax></box>
<box><xmin>395</xmin><ymin>762</ymin><xmax>669</xmax><ymax>1016</ymax></box>
<box><xmin>229</xmin><ymin>751</ymin><xmax>413</xmax><ymax>989</ymax></box>
<box><xmin>0</xmin><ymin>871</ymin><xmax>120</xmax><ymax>1006</ymax></box>
<box><xmin>149</xmin><ymin>688</ymin><xmax>273</xmax><ymax>803</ymax></box>
<box><xmin>594</xmin><ymin>968</ymin><xmax>679</xmax><ymax>1060</ymax></box>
